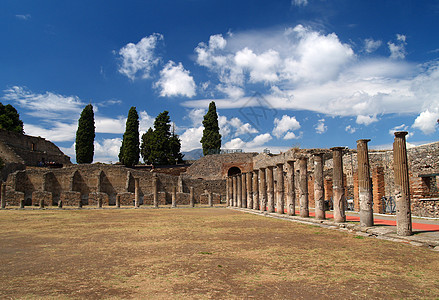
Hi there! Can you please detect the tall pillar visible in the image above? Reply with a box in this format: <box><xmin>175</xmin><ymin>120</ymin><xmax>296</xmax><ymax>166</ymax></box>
<box><xmin>207</xmin><ymin>190</ymin><xmax>213</xmax><ymax>207</ymax></box>
<box><xmin>357</xmin><ymin>139</ymin><xmax>373</xmax><ymax>227</ymax></box>
<box><xmin>286</xmin><ymin>160</ymin><xmax>296</xmax><ymax>216</ymax></box>
<box><xmin>178</xmin><ymin>176</ymin><xmax>184</xmax><ymax>193</ymax></box>
<box><xmin>153</xmin><ymin>175</ymin><xmax>158</xmax><ymax>208</ymax></box>
<box><xmin>134</xmin><ymin>178</ymin><xmax>140</xmax><ymax>208</ymax></box>
<box><xmin>252</xmin><ymin>170</ymin><xmax>259</xmax><ymax>210</ymax></box>
<box><xmin>171</xmin><ymin>186</ymin><xmax>177</xmax><ymax>208</ymax></box>
<box><xmin>232</xmin><ymin>176</ymin><xmax>237</xmax><ymax>207</ymax></box>
<box><xmin>313</xmin><ymin>153</ymin><xmax>325</xmax><ymax>220</ymax></box>
<box><xmin>226</xmin><ymin>177</ymin><xmax>231</xmax><ymax>206</ymax></box>
<box><xmin>331</xmin><ymin>147</ymin><xmax>346</xmax><ymax>223</ymax></box>
<box><xmin>259</xmin><ymin>168</ymin><xmax>267</xmax><ymax>211</ymax></box>
<box><xmin>298</xmin><ymin>157</ymin><xmax>309</xmax><ymax>217</ymax></box>
<box><xmin>246</xmin><ymin>172</ymin><xmax>253</xmax><ymax>209</ymax></box>
<box><xmin>40</xmin><ymin>199</ymin><xmax>45</xmax><ymax>209</ymax></box>
<box><xmin>237</xmin><ymin>174</ymin><xmax>242</xmax><ymax>208</ymax></box>
<box><xmin>276</xmin><ymin>163</ymin><xmax>284</xmax><ymax>214</ymax></box>
<box><xmin>189</xmin><ymin>187</ymin><xmax>195</xmax><ymax>207</ymax></box>
<box><xmin>393</xmin><ymin>131</ymin><xmax>412</xmax><ymax>236</ymax></box>
<box><xmin>267</xmin><ymin>166</ymin><xmax>275</xmax><ymax>213</ymax></box>
<box><xmin>1</xmin><ymin>182</ymin><xmax>6</xmax><ymax>209</ymax></box>
<box><xmin>241</xmin><ymin>173</ymin><xmax>247</xmax><ymax>208</ymax></box>
<box><xmin>116</xmin><ymin>194</ymin><xmax>121</xmax><ymax>208</ymax></box>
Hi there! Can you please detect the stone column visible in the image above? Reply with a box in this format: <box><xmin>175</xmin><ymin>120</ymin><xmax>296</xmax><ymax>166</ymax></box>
<box><xmin>313</xmin><ymin>154</ymin><xmax>325</xmax><ymax>220</ymax></box>
<box><xmin>58</xmin><ymin>200</ymin><xmax>63</xmax><ymax>209</ymax></box>
<box><xmin>393</xmin><ymin>131</ymin><xmax>412</xmax><ymax>236</ymax></box>
<box><xmin>267</xmin><ymin>166</ymin><xmax>275</xmax><ymax>213</ymax></box>
<box><xmin>40</xmin><ymin>199</ymin><xmax>45</xmax><ymax>209</ymax></box>
<box><xmin>276</xmin><ymin>163</ymin><xmax>284</xmax><ymax>214</ymax></box>
<box><xmin>252</xmin><ymin>170</ymin><xmax>259</xmax><ymax>210</ymax></box>
<box><xmin>134</xmin><ymin>178</ymin><xmax>140</xmax><ymax>208</ymax></box>
<box><xmin>20</xmin><ymin>199</ymin><xmax>25</xmax><ymax>209</ymax></box>
<box><xmin>232</xmin><ymin>176</ymin><xmax>237</xmax><ymax>207</ymax></box>
<box><xmin>153</xmin><ymin>175</ymin><xmax>158</xmax><ymax>208</ymax></box>
<box><xmin>246</xmin><ymin>172</ymin><xmax>253</xmax><ymax>209</ymax></box>
<box><xmin>207</xmin><ymin>190</ymin><xmax>213</xmax><ymax>207</ymax></box>
<box><xmin>259</xmin><ymin>168</ymin><xmax>267</xmax><ymax>211</ymax></box>
<box><xmin>190</xmin><ymin>187</ymin><xmax>195</xmax><ymax>207</ymax></box>
<box><xmin>178</xmin><ymin>175</ymin><xmax>184</xmax><ymax>193</ymax></box>
<box><xmin>171</xmin><ymin>186</ymin><xmax>177</xmax><ymax>208</ymax></box>
<box><xmin>286</xmin><ymin>160</ymin><xmax>296</xmax><ymax>216</ymax></box>
<box><xmin>331</xmin><ymin>147</ymin><xmax>346</xmax><ymax>223</ymax></box>
<box><xmin>228</xmin><ymin>177</ymin><xmax>233</xmax><ymax>206</ymax></box>
<box><xmin>116</xmin><ymin>194</ymin><xmax>121</xmax><ymax>208</ymax></box>
<box><xmin>357</xmin><ymin>139</ymin><xmax>373</xmax><ymax>227</ymax></box>
<box><xmin>237</xmin><ymin>174</ymin><xmax>242</xmax><ymax>208</ymax></box>
<box><xmin>241</xmin><ymin>173</ymin><xmax>247</xmax><ymax>208</ymax></box>
<box><xmin>97</xmin><ymin>197</ymin><xmax>102</xmax><ymax>208</ymax></box>
<box><xmin>298</xmin><ymin>157</ymin><xmax>309</xmax><ymax>217</ymax></box>
<box><xmin>1</xmin><ymin>182</ymin><xmax>6</xmax><ymax>209</ymax></box>
<box><xmin>226</xmin><ymin>177</ymin><xmax>230</xmax><ymax>207</ymax></box>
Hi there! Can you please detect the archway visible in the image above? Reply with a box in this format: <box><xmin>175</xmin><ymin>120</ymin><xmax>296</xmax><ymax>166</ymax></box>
<box><xmin>227</xmin><ymin>167</ymin><xmax>242</xmax><ymax>176</ymax></box>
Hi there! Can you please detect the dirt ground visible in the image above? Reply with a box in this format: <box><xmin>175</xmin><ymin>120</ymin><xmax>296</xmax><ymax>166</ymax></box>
<box><xmin>0</xmin><ymin>207</ymin><xmax>438</xmax><ymax>299</ymax></box>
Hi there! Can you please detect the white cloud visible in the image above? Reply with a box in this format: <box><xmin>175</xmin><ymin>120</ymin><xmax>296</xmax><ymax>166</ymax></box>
<box><xmin>218</xmin><ymin>115</ymin><xmax>230</xmax><ymax>137</ymax></box>
<box><xmin>412</xmin><ymin>108</ymin><xmax>439</xmax><ymax>134</ymax></box>
<box><xmin>117</xmin><ymin>33</ymin><xmax>163</xmax><ymax>80</ymax></box>
<box><xmin>247</xmin><ymin>133</ymin><xmax>272</xmax><ymax>147</ymax></box>
<box><xmin>345</xmin><ymin>125</ymin><xmax>356</xmax><ymax>134</ymax></box>
<box><xmin>364</xmin><ymin>38</ymin><xmax>382</xmax><ymax>53</ymax></box>
<box><xmin>24</xmin><ymin>122</ymin><xmax>77</xmax><ymax>142</ymax></box>
<box><xmin>15</xmin><ymin>14</ymin><xmax>31</xmax><ymax>20</ymax></box>
<box><xmin>139</xmin><ymin>110</ymin><xmax>155</xmax><ymax>133</ymax></box>
<box><xmin>224</xmin><ymin>137</ymin><xmax>246</xmax><ymax>149</ymax></box>
<box><xmin>180</xmin><ymin>126</ymin><xmax>204</xmax><ymax>152</ymax></box>
<box><xmin>234</xmin><ymin>47</ymin><xmax>281</xmax><ymax>83</ymax></box>
<box><xmin>389</xmin><ymin>124</ymin><xmax>414</xmax><ymax>138</ymax></box>
<box><xmin>155</xmin><ymin>61</ymin><xmax>196</xmax><ymax>97</ymax></box>
<box><xmin>186</xmin><ymin>108</ymin><xmax>206</xmax><ymax>127</ymax></box>
<box><xmin>93</xmin><ymin>138</ymin><xmax>122</xmax><ymax>163</ymax></box>
<box><xmin>284</xmin><ymin>131</ymin><xmax>301</xmax><ymax>140</ymax></box>
<box><xmin>95</xmin><ymin>117</ymin><xmax>126</xmax><ymax>134</ymax></box>
<box><xmin>273</xmin><ymin>115</ymin><xmax>301</xmax><ymax>138</ymax></box>
<box><xmin>315</xmin><ymin>118</ymin><xmax>327</xmax><ymax>134</ymax></box>
<box><xmin>229</xmin><ymin>117</ymin><xmax>258</xmax><ymax>136</ymax></box>
<box><xmin>388</xmin><ymin>34</ymin><xmax>407</xmax><ymax>59</ymax></box>
<box><xmin>224</xmin><ymin>133</ymin><xmax>272</xmax><ymax>151</ymax></box>
<box><xmin>292</xmin><ymin>0</ymin><xmax>308</xmax><ymax>6</ymax></box>
<box><xmin>356</xmin><ymin>114</ymin><xmax>378</xmax><ymax>125</ymax></box>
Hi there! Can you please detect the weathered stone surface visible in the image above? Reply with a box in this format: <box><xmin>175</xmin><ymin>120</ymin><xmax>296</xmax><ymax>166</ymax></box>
<box><xmin>267</xmin><ymin>166</ymin><xmax>275</xmax><ymax>213</ymax></box>
<box><xmin>32</xmin><ymin>191</ymin><xmax>53</xmax><ymax>206</ymax></box>
<box><xmin>331</xmin><ymin>147</ymin><xmax>346</xmax><ymax>223</ymax></box>
<box><xmin>313</xmin><ymin>154</ymin><xmax>325</xmax><ymax>220</ymax></box>
<box><xmin>357</xmin><ymin>139</ymin><xmax>373</xmax><ymax>227</ymax></box>
<box><xmin>298</xmin><ymin>157</ymin><xmax>309</xmax><ymax>218</ymax></box>
<box><xmin>60</xmin><ymin>191</ymin><xmax>81</xmax><ymax>206</ymax></box>
<box><xmin>259</xmin><ymin>168</ymin><xmax>267</xmax><ymax>211</ymax></box>
<box><xmin>276</xmin><ymin>163</ymin><xmax>284</xmax><ymax>214</ymax></box>
<box><xmin>286</xmin><ymin>161</ymin><xmax>296</xmax><ymax>216</ymax></box>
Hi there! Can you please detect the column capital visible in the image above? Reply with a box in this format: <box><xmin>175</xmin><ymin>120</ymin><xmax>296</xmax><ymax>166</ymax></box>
<box><xmin>394</xmin><ymin>131</ymin><xmax>408</xmax><ymax>138</ymax></box>
<box><xmin>330</xmin><ymin>146</ymin><xmax>347</xmax><ymax>151</ymax></box>
<box><xmin>356</xmin><ymin>139</ymin><xmax>371</xmax><ymax>144</ymax></box>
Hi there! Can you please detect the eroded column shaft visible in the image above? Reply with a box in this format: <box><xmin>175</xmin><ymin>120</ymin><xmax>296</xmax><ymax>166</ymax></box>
<box><xmin>233</xmin><ymin>176</ymin><xmax>237</xmax><ymax>207</ymax></box>
<box><xmin>298</xmin><ymin>157</ymin><xmax>309</xmax><ymax>217</ymax></box>
<box><xmin>259</xmin><ymin>168</ymin><xmax>267</xmax><ymax>211</ymax></box>
<box><xmin>331</xmin><ymin>147</ymin><xmax>346</xmax><ymax>223</ymax></box>
<box><xmin>246</xmin><ymin>172</ymin><xmax>253</xmax><ymax>209</ymax></box>
<box><xmin>207</xmin><ymin>190</ymin><xmax>213</xmax><ymax>207</ymax></box>
<box><xmin>237</xmin><ymin>174</ymin><xmax>242</xmax><ymax>208</ymax></box>
<box><xmin>252</xmin><ymin>170</ymin><xmax>259</xmax><ymax>210</ymax></box>
<box><xmin>190</xmin><ymin>186</ymin><xmax>195</xmax><ymax>207</ymax></box>
<box><xmin>134</xmin><ymin>177</ymin><xmax>140</xmax><ymax>208</ymax></box>
<box><xmin>266</xmin><ymin>166</ymin><xmax>275</xmax><ymax>213</ymax></box>
<box><xmin>171</xmin><ymin>186</ymin><xmax>177</xmax><ymax>208</ymax></box>
<box><xmin>1</xmin><ymin>182</ymin><xmax>6</xmax><ymax>209</ymax></box>
<box><xmin>286</xmin><ymin>161</ymin><xmax>296</xmax><ymax>216</ymax></box>
<box><xmin>393</xmin><ymin>131</ymin><xmax>412</xmax><ymax>236</ymax></box>
<box><xmin>357</xmin><ymin>139</ymin><xmax>373</xmax><ymax>227</ymax></box>
<box><xmin>241</xmin><ymin>173</ymin><xmax>247</xmax><ymax>208</ymax></box>
<box><xmin>313</xmin><ymin>154</ymin><xmax>325</xmax><ymax>220</ymax></box>
<box><xmin>153</xmin><ymin>175</ymin><xmax>158</xmax><ymax>208</ymax></box>
<box><xmin>276</xmin><ymin>163</ymin><xmax>284</xmax><ymax>214</ymax></box>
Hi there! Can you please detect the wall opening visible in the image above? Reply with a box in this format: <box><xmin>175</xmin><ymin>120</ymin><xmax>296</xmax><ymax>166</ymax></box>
<box><xmin>228</xmin><ymin>167</ymin><xmax>242</xmax><ymax>176</ymax></box>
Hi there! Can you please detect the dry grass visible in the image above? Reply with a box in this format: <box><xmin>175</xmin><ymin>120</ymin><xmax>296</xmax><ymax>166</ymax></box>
<box><xmin>0</xmin><ymin>208</ymin><xmax>438</xmax><ymax>299</ymax></box>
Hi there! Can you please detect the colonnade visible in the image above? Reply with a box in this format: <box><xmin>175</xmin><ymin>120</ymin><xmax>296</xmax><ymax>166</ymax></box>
<box><xmin>226</xmin><ymin>132</ymin><xmax>412</xmax><ymax>236</ymax></box>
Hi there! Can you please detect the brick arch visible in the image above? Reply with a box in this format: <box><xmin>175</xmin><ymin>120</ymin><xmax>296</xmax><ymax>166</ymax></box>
<box><xmin>227</xmin><ymin>167</ymin><xmax>242</xmax><ymax>176</ymax></box>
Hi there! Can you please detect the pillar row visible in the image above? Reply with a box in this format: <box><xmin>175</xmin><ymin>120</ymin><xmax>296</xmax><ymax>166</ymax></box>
<box><xmin>266</xmin><ymin>166</ymin><xmax>275</xmax><ymax>213</ymax></box>
<box><xmin>286</xmin><ymin>161</ymin><xmax>296</xmax><ymax>216</ymax></box>
<box><xmin>357</xmin><ymin>139</ymin><xmax>373</xmax><ymax>227</ymax></box>
<box><xmin>247</xmin><ymin>172</ymin><xmax>253</xmax><ymax>209</ymax></box>
<box><xmin>252</xmin><ymin>170</ymin><xmax>259</xmax><ymax>210</ymax></box>
<box><xmin>259</xmin><ymin>168</ymin><xmax>267</xmax><ymax>211</ymax></box>
<box><xmin>276</xmin><ymin>163</ymin><xmax>284</xmax><ymax>214</ymax></box>
<box><xmin>313</xmin><ymin>153</ymin><xmax>325</xmax><ymax>220</ymax></box>
<box><xmin>331</xmin><ymin>147</ymin><xmax>346</xmax><ymax>223</ymax></box>
<box><xmin>298</xmin><ymin>157</ymin><xmax>309</xmax><ymax>218</ymax></box>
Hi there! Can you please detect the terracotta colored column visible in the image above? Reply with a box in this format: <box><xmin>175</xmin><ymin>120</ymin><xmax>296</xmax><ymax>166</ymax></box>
<box><xmin>153</xmin><ymin>175</ymin><xmax>158</xmax><ymax>208</ymax></box>
<box><xmin>171</xmin><ymin>186</ymin><xmax>177</xmax><ymax>208</ymax></box>
<box><xmin>237</xmin><ymin>174</ymin><xmax>242</xmax><ymax>208</ymax></box>
<box><xmin>241</xmin><ymin>173</ymin><xmax>247</xmax><ymax>208</ymax></box>
<box><xmin>286</xmin><ymin>160</ymin><xmax>296</xmax><ymax>216</ymax></box>
<box><xmin>1</xmin><ymin>182</ymin><xmax>6</xmax><ymax>209</ymax></box>
<box><xmin>298</xmin><ymin>157</ymin><xmax>309</xmax><ymax>217</ymax></box>
<box><xmin>252</xmin><ymin>170</ymin><xmax>259</xmax><ymax>210</ymax></box>
<box><xmin>393</xmin><ymin>131</ymin><xmax>412</xmax><ymax>236</ymax></box>
<box><xmin>313</xmin><ymin>153</ymin><xmax>325</xmax><ymax>220</ymax></box>
<box><xmin>266</xmin><ymin>166</ymin><xmax>275</xmax><ymax>213</ymax></box>
<box><xmin>331</xmin><ymin>147</ymin><xmax>346</xmax><ymax>223</ymax></box>
<box><xmin>357</xmin><ymin>139</ymin><xmax>373</xmax><ymax>227</ymax></box>
<box><xmin>116</xmin><ymin>194</ymin><xmax>121</xmax><ymax>208</ymax></box>
<box><xmin>190</xmin><ymin>187</ymin><xmax>195</xmax><ymax>207</ymax></box>
<box><xmin>259</xmin><ymin>168</ymin><xmax>267</xmax><ymax>211</ymax></box>
<box><xmin>134</xmin><ymin>177</ymin><xmax>140</xmax><ymax>208</ymax></box>
<box><xmin>246</xmin><ymin>172</ymin><xmax>253</xmax><ymax>209</ymax></box>
<box><xmin>276</xmin><ymin>163</ymin><xmax>284</xmax><ymax>214</ymax></box>
<box><xmin>232</xmin><ymin>176</ymin><xmax>237</xmax><ymax>207</ymax></box>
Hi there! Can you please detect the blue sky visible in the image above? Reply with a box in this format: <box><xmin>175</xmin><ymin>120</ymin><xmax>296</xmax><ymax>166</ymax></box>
<box><xmin>1</xmin><ymin>0</ymin><xmax>438</xmax><ymax>163</ymax></box>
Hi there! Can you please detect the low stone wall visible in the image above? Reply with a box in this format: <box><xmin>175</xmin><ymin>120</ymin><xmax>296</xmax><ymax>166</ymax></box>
<box><xmin>412</xmin><ymin>200</ymin><xmax>439</xmax><ymax>218</ymax></box>
<box><xmin>32</xmin><ymin>191</ymin><xmax>53</xmax><ymax>206</ymax></box>
<box><xmin>60</xmin><ymin>191</ymin><xmax>81</xmax><ymax>206</ymax></box>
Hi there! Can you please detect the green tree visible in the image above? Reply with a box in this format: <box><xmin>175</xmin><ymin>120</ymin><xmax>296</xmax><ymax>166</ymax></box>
<box><xmin>200</xmin><ymin>101</ymin><xmax>221</xmax><ymax>155</ymax></box>
<box><xmin>119</xmin><ymin>107</ymin><xmax>140</xmax><ymax>167</ymax></box>
<box><xmin>75</xmin><ymin>104</ymin><xmax>95</xmax><ymax>164</ymax></box>
<box><xmin>169</xmin><ymin>131</ymin><xmax>184</xmax><ymax>164</ymax></box>
<box><xmin>140</xmin><ymin>127</ymin><xmax>154</xmax><ymax>164</ymax></box>
<box><xmin>0</xmin><ymin>102</ymin><xmax>24</xmax><ymax>134</ymax></box>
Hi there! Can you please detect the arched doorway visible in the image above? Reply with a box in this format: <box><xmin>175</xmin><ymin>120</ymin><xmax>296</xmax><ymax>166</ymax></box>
<box><xmin>228</xmin><ymin>167</ymin><xmax>242</xmax><ymax>176</ymax></box>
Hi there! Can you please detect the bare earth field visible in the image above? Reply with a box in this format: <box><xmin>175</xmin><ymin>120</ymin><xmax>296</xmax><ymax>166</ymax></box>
<box><xmin>0</xmin><ymin>207</ymin><xmax>438</xmax><ymax>299</ymax></box>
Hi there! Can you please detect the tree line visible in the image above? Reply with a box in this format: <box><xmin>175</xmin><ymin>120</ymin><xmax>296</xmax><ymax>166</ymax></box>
<box><xmin>75</xmin><ymin>101</ymin><xmax>222</xmax><ymax>166</ymax></box>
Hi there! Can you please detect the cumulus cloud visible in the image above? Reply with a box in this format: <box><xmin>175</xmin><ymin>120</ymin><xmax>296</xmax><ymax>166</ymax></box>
<box><xmin>315</xmin><ymin>118</ymin><xmax>327</xmax><ymax>134</ymax></box>
<box><xmin>412</xmin><ymin>108</ymin><xmax>439</xmax><ymax>134</ymax></box>
<box><xmin>15</xmin><ymin>14</ymin><xmax>31</xmax><ymax>20</ymax></box>
<box><xmin>117</xmin><ymin>33</ymin><xmax>163</xmax><ymax>80</ymax></box>
<box><xmin>356</xmin><ymin>114</ymin><xmax>378</xmax><ymax>125</ymax></box>
<box><xmin>155</xmin><ymin>61</ymin><xmax>196</xmax><ymax>97</ymax></box>
<box><xmin>388</xmin><ymin>34</ymin><xmax>407</xmax><ymax>59</ymax></box>
<box><xmin>273</xmin><ymin>115</ymin><xmax>301</xmax><ymax>138</ymax></box>
<box><xmin>186</xmin><ymin>108</ymin><xmax>206</xmax><ymax>127</ymax></box>
<box><xmin>224</xmin><ymin>133</ymin><xmax>272</xmax><ymax>150</ymax></box>
<box><xmin>345</xmin><ymin>125</ymin><xmax>356</xmax><ymax>134</ymax></box>
<box><xmin>60</xmin><ymin>138</ymin><xmax>123</xmax><ymax>163</ymax></box>
<box><xmin>292</xmin><ymin>0</ymin><xmax>308</xmax><ymax>6</ymax></box>
<box><xmin>388</xmin><ymin>124</ymin><xmax>413</xmax><ymax>138</ymax></box>
<box><xmin>24</xmin><ymin>122</ymin><xmax>77</xmax><ymax>142</ymax></box>
<box><xmin>179</xmin><ymin>126</ymin><xmax>204</xmax><ymax>152</ymax></box>
<box><xmin>364</xmin><ymin>38</ymin><xmax>382</xmax><ymax>53</ymax></box>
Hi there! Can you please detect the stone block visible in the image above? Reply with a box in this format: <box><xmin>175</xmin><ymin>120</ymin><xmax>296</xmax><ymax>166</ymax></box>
<box><xmin>60</xmin><ymin>191</ymin><xmax>81</xmax><ymax>206</ymax></box>
<box><xmin>32</xmin><ymin>191</ymin><xmax>53</xmax><ymax>206</ymax></box>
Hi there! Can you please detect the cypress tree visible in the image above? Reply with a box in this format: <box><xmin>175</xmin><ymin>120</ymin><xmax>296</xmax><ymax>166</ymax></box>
<box><xmin>169</xmin><ymin>131</ymin><xmax>184</xmax><ymax>164</ymax></box>
<box><xmin>200</xmin><ymin>101</ymin><xmax>221</xmax><ymax>155</ymax></box>
<box><xmin>150</xmin><ymin>111</ymin><xmax>171</xmax><ymax>165</ymax></box>
<box><xmin>140</xmin><ymin>127</ymin><xmax>154</xmax><ymax>164</ymax></box>
<box><xmin>75</xmin><ymin>104</ymin><xmax>95</xmax><ymax>164</ymax></box>
<box><xmin>119</xmin><ymin>107</ymin><xmax>140</xmax><ymax>167</ymax></box>
<box><xmin>0</xmin><ymin>102</ymin><xmax>24</xmax><ymax>134</ymax></box>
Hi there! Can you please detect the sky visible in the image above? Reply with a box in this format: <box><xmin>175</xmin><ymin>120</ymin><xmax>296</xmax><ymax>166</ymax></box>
<box><xmin>1</xmin><ymin>0</ymin><xmax>439</xmax><ymax>163</ymax></box>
